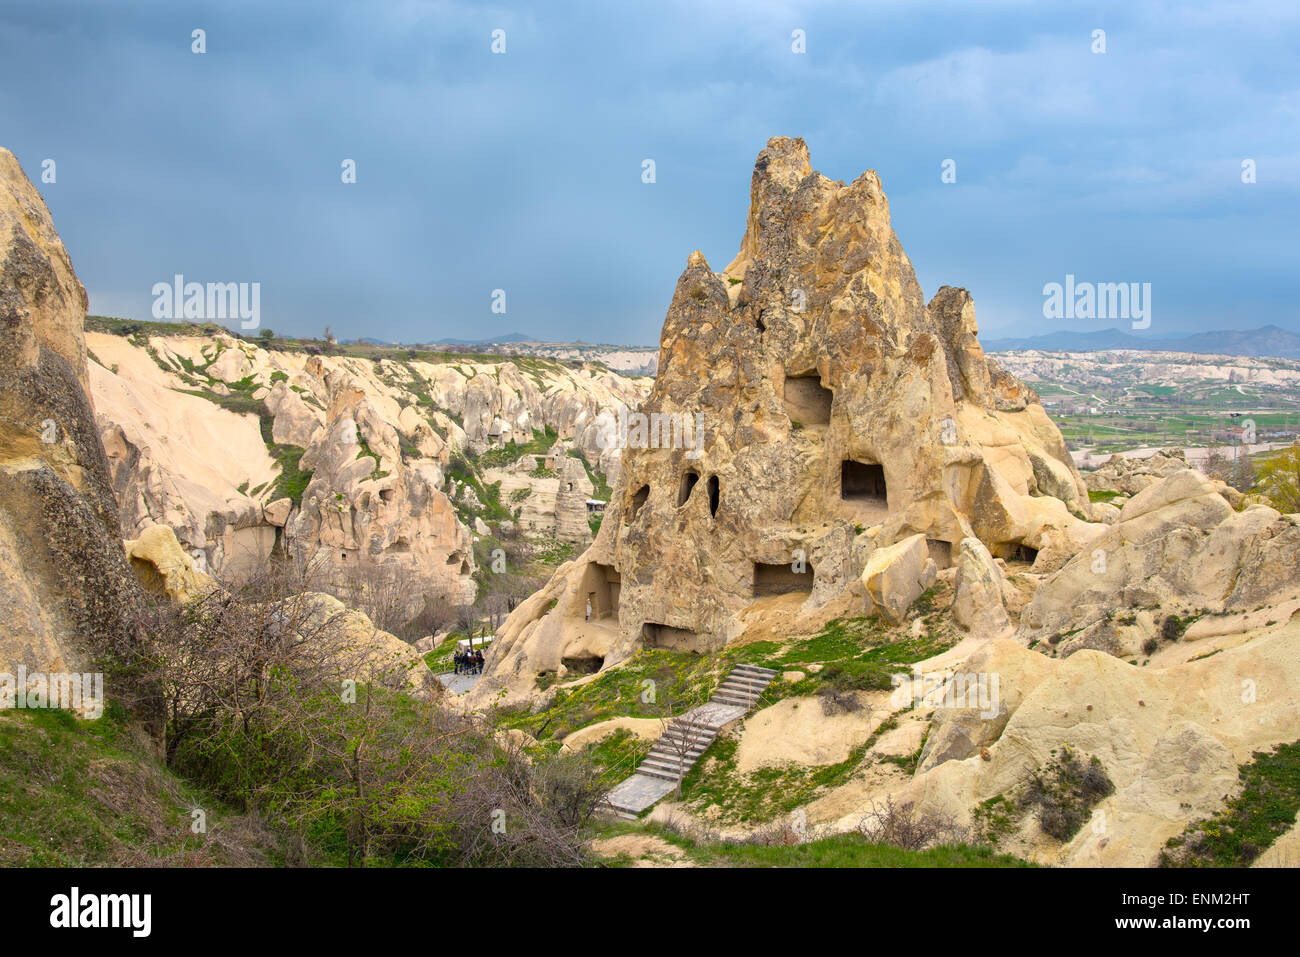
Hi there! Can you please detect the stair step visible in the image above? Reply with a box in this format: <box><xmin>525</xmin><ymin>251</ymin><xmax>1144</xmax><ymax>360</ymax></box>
<box><xmin>712</xmin><ymin>693</ymin><xmax>757</xmax><ymax>706</ymax></box>
<box><xmin>714</xmin><ymin>690</ymin><xmax>759</xmax><ymax>703</ymax></box>
<box><xmin>732</xmin><ymin>664</ymin><xmax>778</xmax><ymax>677</ymax></box>
<box><xmin>597</xmin><ymin>803</ymin><xmax>640</xmax><ymax>821</ymax></box>
<box><xmin>725</xmin><ymin>674</ymin><xmax>771</xmax><ymax>688</ymax></box>
<box><xmin>639</xmin><ymin>766</ymin><xmax>684</xmax><ymax>782</ymax></box>
<box><xmin>647</xmin><ymin>750</ymin><xmax>706</xmax><ymax>765</ymax></box>
<box><xmin>662</xmin><ymin>734</ymin><xmax>714</xmax><ymax>748</ymax></box>
<box><xmin>717</xmin><ymin>681</ymin><xmax>764</xmax><ymax>696</ymax></box>
<box><xmin>644</xmin><ymin>759</ymin><xmax>696</xmax><ymax>774</ymax></box>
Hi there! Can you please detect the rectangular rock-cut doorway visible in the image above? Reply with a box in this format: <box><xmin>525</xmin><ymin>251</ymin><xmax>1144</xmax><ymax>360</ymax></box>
<box><xmin>753</xmin><ymin>561</ymin><xmax>813</xmax><ymax>597</ymax></box>
<box><xmin>581</xmin><ymin>561</ymin><xmax>621</xmax><ymax>621</ymax></box>
<box><xmin>841</xmin><ymin>459</ymin><xmax>889</xmax><ymax>520</ymax></box>
<box><xmin>641</xmin><ymin>623</ymin><xmax>709</xmax><ymax>654</ymax></box>
<box><xmin>927</xmin><ymin>539</ymin><xmax>953</xmax><ymax>569</ymax></box>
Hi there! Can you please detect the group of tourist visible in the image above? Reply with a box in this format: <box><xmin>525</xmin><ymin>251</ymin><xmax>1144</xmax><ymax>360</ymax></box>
<box><xmin>454</xmin><ymin>648</ymin><xmax>485</xmax><ymax>675</ymax></box>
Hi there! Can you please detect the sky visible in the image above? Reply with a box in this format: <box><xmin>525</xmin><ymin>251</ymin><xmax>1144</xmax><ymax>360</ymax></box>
<box><xmin>2</xmin><ymin>0</ymin><xmax>1298</xmax><ymax>346</ymax></box>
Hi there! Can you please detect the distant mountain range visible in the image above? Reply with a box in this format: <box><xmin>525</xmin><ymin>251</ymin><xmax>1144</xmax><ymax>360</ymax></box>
<box><xmin>983</xmin><ymin>325</ymin><xmax>1300</xmax><ymax>360</ymax></box>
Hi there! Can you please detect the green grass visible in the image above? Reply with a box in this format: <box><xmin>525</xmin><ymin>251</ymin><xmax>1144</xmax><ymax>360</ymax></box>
<box><xmin>267</xmin><ymin>443</ymin><xmax>312</xmax><ymax>506</ymax></box>
<box><xmin>0</xmin><ymin>706</ymin><xmax>271</xmax><ymax>866</ymax></box>
<box><xmin>494</xmin><ymin>647</ymin><xmax>721</xmax><ymax>741</ymax></box>
<box><xmin>677</xmin><ymin>719</ymin><xmax>896</xmax><ymax>824</ymax></box>
<box><xmin>1161</xmin><ymin>740</ymin><xmax>1300</xmax><ymax>867</ymax></box>
<box><xmin>690</xmin><ymin>833</ymin><xmax>1033</xmax><ymax>867</ymax></box>
<box><xmin>579</xmin><ymin>727</ymin><xmax>652</xmax><ymax>779</ymax></box>
<box><xmin>594</xmin><ymin>822</ymin><xmax>1033</xmax><ymax>868</ymax></box>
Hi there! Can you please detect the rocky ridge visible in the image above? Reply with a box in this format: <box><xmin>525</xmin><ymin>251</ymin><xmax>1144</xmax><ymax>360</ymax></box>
<box><xmin>86</xmin><ymin>326</ymin><xmax>647</xmax><ymax>606</ymax></box>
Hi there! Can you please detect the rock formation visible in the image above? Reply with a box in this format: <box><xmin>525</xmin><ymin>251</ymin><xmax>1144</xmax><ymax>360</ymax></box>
<box><xmin>472</xmin><ymin>137</ymin><xmax>1100</xmax><ymax>705</ymax></box>
<box><xmin>484</xmin><ymin>446</ymin><xmax>595</xmax><ymax>545</ymax></box>
<box><xmin>0</xmin><ymin>148</ymin><xmax>148</xmax><ymax>703</ymax></box>
<box><xmin>85</xmin><ymin>327</ymin><xmax>647</xmax><ymax>603</ymax></box>
<box><xmin>1017</xmin><ymin>468</ymin><xmax>1300</xmax><ymax>658</ymax></box>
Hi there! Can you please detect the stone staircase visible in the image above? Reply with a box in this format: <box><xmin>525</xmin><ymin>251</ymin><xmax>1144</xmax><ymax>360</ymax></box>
<box><xmin>599</xmin><ymin>663</ymin><xmax>779</xmax><ymax>819</ymax></box>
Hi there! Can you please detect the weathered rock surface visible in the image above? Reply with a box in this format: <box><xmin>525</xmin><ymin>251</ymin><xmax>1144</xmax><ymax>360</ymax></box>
<box><xmin>1085</xmin><ymin>447</ymin><xmax>1192</xmax><ymax>497</ymax></box>
<box><xmin>851</xmin><ymin>616</ymin><xmax>1300</xmax><ymax>867</ymax></box>
<box><xmin>472</xmin><ymin>137</ymin><xmax>1098</xmax><ymax>706</ymax></box>
<box><xmin>0</xmin><ymin>148</ymin><xmax>148</xmax><ymax>691</ymax></box>
<box><xmin>1017</xmin><ymin>468</ymin><xmax>1300</xmax><ymax>658</ymax></box>
<box><xmin>950</xmin><ymin>537</ymin><xmax>1012</xmax><ymax>637</ymax></box>
<box><xmin>484</xmin><ymin>448</ymin><xmax>594</xmax><ymax>545</ymax></box>
<box><xmin>123</xmin><ymin>523</ymin><xmax>214</xmax><ymax>603</ymax></box>
<box><xmin>859</xmin><ymin>533</ymin><xmax>936</xmax><ymax>626</ymax></box>
<box><xmin>86</xmin><ymin>328</ymin><xmax>648</xmax><ymax>602</ymax></box>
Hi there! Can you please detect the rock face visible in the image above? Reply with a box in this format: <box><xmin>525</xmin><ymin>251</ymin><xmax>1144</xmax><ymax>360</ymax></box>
<box><xmin>472</xmin><ymin>138</ymin><xmax>1098</xmax><ymax>705</ymax></box>
<box><xmin>876</xmin><ymin>620</ymin><xmax>1300</xmax><ymax>867</ymax></box>
<box><xmin>484</xmin><ymin>447</ymin><xmax>594</xmax><ymax>545</ymax></box>
<box><xmin>286</xmin><ymin>367</ymin><xmax>477</xmax><ymax>608</ymax></box>
<box><xmin>86</xmin><ymin>327</ymin><xmax>649</xmax><ymax>604</ymax></box>
<box><xmin>0</xmin><ymin>148</ymin><xmax>147</xmax><ymax>690</ymax></box>
<box><xmin>950</xmin><ymin>537</ymin><xmax>1012</xmax><ymax>636</ymax></box>
<box><xmin>554</xmin><ymin>456</ymin><xmax>595</xmax><ymax>544</ymax></box>
<box><xmin>1017</xmin><ymin>468</ymin><xmax>1300</xmax><ymax>659</ymax></box>
<box><xmin>1085</xmin><ymin>448</ymin><xmax>1192</xmax><ymax>497</ymax></box>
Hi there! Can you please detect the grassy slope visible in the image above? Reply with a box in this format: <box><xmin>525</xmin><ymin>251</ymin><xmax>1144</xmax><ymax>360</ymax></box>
<box><xmin>592</xmin><ymin>821</ymin><xmax>1032</xmax><ymax>868</ymax></box>
<box><xmin>0</xmin><ymin>707</ymin><xmax>278</xmax><ymax>867</ymax></box>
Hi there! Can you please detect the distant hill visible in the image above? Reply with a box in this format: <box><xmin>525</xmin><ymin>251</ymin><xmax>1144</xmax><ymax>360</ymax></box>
<box><xmin>983</xmin><ymin>324</ymin><xmax>1300</xmax><ymax>360</ymax></box>
<box><xmin>433</xmin><ymin>332</ymin><xmax>544</xmax><ymax>346</ymax></box>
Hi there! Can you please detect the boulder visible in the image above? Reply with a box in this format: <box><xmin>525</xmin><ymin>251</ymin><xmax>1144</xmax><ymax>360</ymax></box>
<box><xmin>123</xmin><ymin>524</ymin><xmax>214</xmax><ymax>602</ymax></box>
<box><xmin>861</xmin><ymin>533</ymin><xmax>937</xmax><ymax>625</ymax></box>
<box><xmin>263</xmin><ymin>496</ymin><xmax>292</xmax><ymax>527</ymax></box>
<box><xmin>950</xmin><ymin>537</ymin><xmax>1011</xmax><ymax>636</ymax></box>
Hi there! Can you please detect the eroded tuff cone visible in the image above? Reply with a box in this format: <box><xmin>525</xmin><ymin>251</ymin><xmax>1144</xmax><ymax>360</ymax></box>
<box><xmin>0</xmin><ymin>147</ymin><xmax>148</xmax><ymax>686</ymax></box>
<box><xmin>471</xmin><ymin>137</ymin><xmax>1099</xmax><ymax>706</ymax></box>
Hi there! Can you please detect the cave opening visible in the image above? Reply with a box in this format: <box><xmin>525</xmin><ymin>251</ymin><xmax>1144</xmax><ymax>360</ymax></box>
<box><xmin>1007</xmin><ymin>543</ymin><xmax>1039</xmax><ymax>564</ymax></box>
<box><xmin>580</xmin><ymin>562</ymin><xmax>621</xmax><ymax>621</ymax></box>
<box><xmin>926</xmin><ymin>539</ymin><xmax>953</xmax><ymax>569</ymax></box>
<box><xmin>678</xmin><ymin>470</ymin><xmax>699</xmax><ymax>507</ymax></box>
<box><xmin>561</xmin><ymin>654</ymin><xmax>604</xmax><ymax>675</ymax></box>
<box><xmin>783</xmin><ymin>373</ymin><xmax>833</xmax><ymax>426</ymax></box>
<box><xmin>629</xmin><ymin>484</ymin><xmax>649</xmax><ymax>521</ymax></box>
<box><xmin>841</xmin><ymin>460</ymin><xmax>887</xmax><ymax>506</ymax></box>
<box><xmin>640</xmin><ymin>622</ymin><xmax>707</xmax><ymax>653</ymax></box>
<box><xmin>753</xmin><ymin>561</ymin><xmax>814</xmax><ymax>597</ymax></box>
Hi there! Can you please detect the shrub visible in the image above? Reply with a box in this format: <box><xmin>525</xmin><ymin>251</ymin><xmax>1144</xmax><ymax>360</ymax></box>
<box><xmin>1018</xmin><ymin>748</ymin><xmax>1115</xmax><ymax>842</ymax></box>
<box><xmin>858</xmin><ymin>795</ymin><xmax>970</xmax><ymax>850</ymax></box>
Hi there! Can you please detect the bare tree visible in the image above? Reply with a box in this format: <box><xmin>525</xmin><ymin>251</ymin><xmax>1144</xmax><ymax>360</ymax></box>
<box><xmin>130</xmin><ymin>558</ymin><xmax>603</xmax><ymax>867</ymax></box>
<box><xmin>858</xmin><ymin>795</ymin><xmax>970</xmax><ymax>850</ymax></box>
